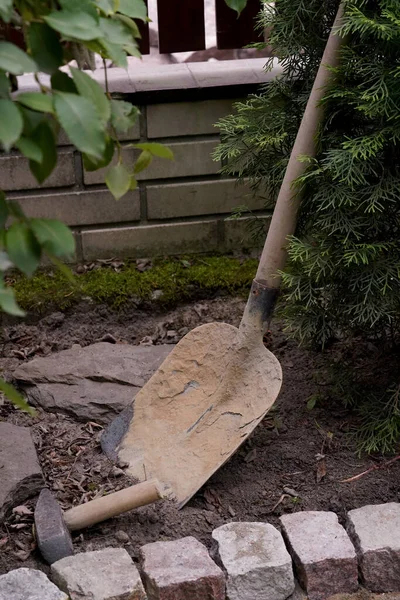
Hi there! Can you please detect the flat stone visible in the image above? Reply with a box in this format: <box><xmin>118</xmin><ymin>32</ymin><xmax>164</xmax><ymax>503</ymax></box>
<box><xmin>347</xmin><ymin>503</ymin><xmax>400</xmax><ymax>593</ymax></box>
<box><xmin>34</xmin><ymin>488</ymin><xmax>74</xmax><ymax>565</ymax></box>
<box><xmin>14</xmin><ymin>342</ymin><xmax>174</xmax><ymax>424</ymax></box>
<box><xmin>212</xmin><ymin>522</ymin><xmax>295</xmax><ymax>600</ymax></box>
<box><xmin>0</xmin><ymin>422</ymin><xmax>43</xmax><ymax>522</ymax></box>
<box><xmin>280</xmin><ymin>511</ymin><xmax>358</xmax><ymax>600</ymax></box>
<box><xmin>51</xmin><ymin>548</ymin><xmax>146</xmax><ymax>600</ymax></box>
<box><xmin>140</xmin><ymin>536</ymin><xmax>225</xmax><ymax>600</ymax></box>
<box><xmin>0</xmin><ymin>568</ymin><xmax>68</xmax><ymax>600</ymax></box>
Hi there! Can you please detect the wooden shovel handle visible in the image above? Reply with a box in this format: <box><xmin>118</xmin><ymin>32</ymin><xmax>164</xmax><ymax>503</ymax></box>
<box><xmin>63</xmin><ymin>480</ymin><xmax>162</xmax><ymax>531</ymax></box>
<box><xmin>256</xmin><ymin>3</ymin><xmax>345</xmax><ymax>287</ymax></box>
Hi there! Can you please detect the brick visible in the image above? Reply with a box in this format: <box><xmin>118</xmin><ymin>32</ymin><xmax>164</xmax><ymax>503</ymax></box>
<box><xmin>0</xmin><ymin>568</ymin><xmax>68</xmax><ymax>600</ymax></box>
<box><xmin>16</xmin><ymin>189</ymin><xmax>140</xmax><ymax>227</ymax></box>
<box><xmin>140</xmin><ymin>536</ymin><xmax>225</xmax><ymax>600</ymax></box>
<box><xmin>147</xmin><ymin>179</ymin><xmax>265</xmax><ymax>219</ymax></box>
<box><xmin>147</xmin><ymin>99</ymin><xmax>236</xmax><ymax>138</ymax></box>
<box><xmin>223</xmin><ymin>215</ymin><xmax>270</xmax><ymax>251</ymax></box>
<box><xmin>84</xmin><ymin>140</ymin><xmax>219</xmax><ymax>185</ymax></box>
<box><xmin>0</xmin><ymin>151</ymin><xmax>75</xmax><ymax>191</ymax></box>
<box><xmin>347</xmin><ymin>503</ymin><xmax>400</xmax><ymax>593</ymax></box>
<box><xmin>280</xmin><ymin>511</ymin><xmax>358</xmax><ymax>600</ymax></box>
<box><xmin>52</xmin><ymin>548</ymin><xmax>146</xmax><ymax>600</ymax></box>
<box><xmin>81</xmin><ymin>220</ymin><xmax>218</xmax><ymax>260</ymax></box>
<box><xmin>212</xmin><ymin>522</ymin><xmax>295</xmax><ymax>600</ymax></box>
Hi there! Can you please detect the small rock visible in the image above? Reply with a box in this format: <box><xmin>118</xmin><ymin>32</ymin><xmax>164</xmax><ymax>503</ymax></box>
<box><xmin>212</xmin><ymin>522</ymin><xmax>294</xmax><ymax>600</ymax></box>
<box><xmin>140</xmin><ymin>536</ymin><xmax>225</xmax><ymax>600</ymax></box>
<box><xmin>280</xmin><ymin>511</ymin><xmax>358</xmax><ymax>600</ymax></box>
<box><xmin>283</xmin><ymin>487</ymin><xmax>300</xmax><ymax>498</ymax></box>
<box><xmin>114</xmin><ymin>530</ymin><xmax>130</xmax><ymax>544</ymax></box>
<box><xmin>151</xmin><ymin>290</ymin><xmax>163</xmax><ymax>301</ymax></box>
<box><xmin>52</xmin><ymin>548</ymin><xmax>146</xmax><ymax>600</ymax></box>
<box><xmin>0</xmin><ymin>422</ymin><xmax>43</xmax><ymax>523</ymax></box>
<box><xmin>110</xmin><ymin>466</ymin><xmax>124</xmax><ymax>477</ymax></box>
<box><xmin>0</xmin><ymin>568</ymin><xmax>68</xmax><ymax>600</ymax></box>
<box><xmin>347</xmin><ymin>503</ymin><xmax>400</xmax><ymax>593</ymax></box>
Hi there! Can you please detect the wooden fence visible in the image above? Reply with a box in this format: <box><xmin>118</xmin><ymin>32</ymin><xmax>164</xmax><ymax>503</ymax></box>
<box><xmin>138</xmin><ymin>0</ymin><xmax>263</xmax><ymax>54</ymax></box>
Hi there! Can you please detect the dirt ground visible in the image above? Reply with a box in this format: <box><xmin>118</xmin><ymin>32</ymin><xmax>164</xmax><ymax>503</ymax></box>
<box><xmin>0</xmin><ymin>295</ymin><xmax>399</xmax><ymax>576</ymax></box>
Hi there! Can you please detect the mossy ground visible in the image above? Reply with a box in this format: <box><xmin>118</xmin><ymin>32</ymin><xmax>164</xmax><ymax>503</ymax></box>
<box><xmin>11</xmin><ymin>255</ymin><xmax>258</xmax><ymax>314</ymax></box>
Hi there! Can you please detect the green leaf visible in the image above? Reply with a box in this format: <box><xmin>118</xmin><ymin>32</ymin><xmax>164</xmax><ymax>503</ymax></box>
<box><xmin>124</xmin><ymin>42</ymin><xmax>140</xmax><ymax>58</ymax></box>
<box><xmin>0</xmin><ymin>191</ymin><xmax>9</xmax><ymax>229</ymax></box>
<box><xmin>60</xmin><ymin>0</ymin><xmax>98</xmax><ymax>18</ymax></box>
<box><xmin>96</xmin><ymin>0</ymin><xmax>116</xmax><ymax>15</ymax></box>
<box><xmin>54</xmin><ymin>92</ymin><xmax>106</xmax><ymax>160</ymax></box>
<box><xmin>0</xmin><ymin>285</ymin><xmax>25</xmax><ymax>317</ymax></box>
<box><xmin>118</xmin><ymin>0</ymin><xmax>147</xmax><ymax>21</ymax></box>
<box><xmin>27</xmin><ymin>23</ymin><xmax>63</xmax><ymax>75</ymax></box>
<box><xmin>0</xmin><ymin>99</ymin><xmax>23</xmax><ymax>151</ymax></box>
<box><xmin>44</xmin><ymin>11</ymin><xmax>102</xmax><ymax>41</ymax></box>
<box><xmin>17</xmin><ymin>92</ymin><xmax>54</xmax><ymax>113</ymax></box>
<box><xmin>0</xmin><ymin>0</ymin><xmax>13</xmax><ymax>22</ymax></box>
<box><xmin>0</xmin><ymin>42</ymin><xmax>37</xmax><ymax>75</ymax></box>
<box><xmin>99</xmin><ymin>39</ymin><xmax>127</xmax><ymax>68</ymax></box>
<box><xmin>31</xmin><ymin>219</ymin><xmax>75</xmax><ymax>258</ymax></box>
<box><xmin>83</xmin><ymin>135</ymin><xmax>114</xmax><ymax>171</ymax></box>
<box><xmin>8</xmin><ymin>200</ymin><xmax>25</xmax><ymax>220</ymax></box>
<box><xmin>29</xmin><ymin>121</ymin><xmax>57</xmax><ymax>184</ymax></box>
<box><xmin>115</xmin><ymin>13</ymin><xmax>141</xmax><ymax>37</ymax></box>
<box><xmin>135</xmin><ymin>142</ymin><xmax>174</xmax><ymax>159</ymax></box>
<box><xmin>51</xmin><ymin>71</ymin><xmax>78</xmax><ymax>94</ymax></box>
<box><xmin>110</xmin><ymin>99</ymin><xmax>139</xmax><ymax>133</ymax></box>
<box><xmin>0</xmin><ymin>378</ymin><xmax>36</xmax><ymax>414</ymax></box>
<box><xmin>48</xmin><ymin>254</ymin><xmax>76</xmax><ymax>285</ymax></box>
<box><xmin>16</xmin><ymin>136</ymin><xmax>43</xmax><ymax>163</ymax></box>
<box><xmin>70</xmin><ymin>67</ymin><xmax>110</xmax><ymax>124</ymax></box>
<box><xmin>6</xmin><ymin>222</ymin><xmax>41</xmax><ymax>277</ymax></box>
<box><xmin>105</xmin><ymin>163</ymin><xmax>131</xmax><ymax>200</ymax></box>
<box><xmin>99</xmin><ymin>17</ymin><xmax>134</xmax><ymax>45</ymax></box>
<box><xmin>130</xmin><ymin>176</ymin><xmax>138</xmax><ymax>190</ymax></box>
<box><xmin>0</xmin><ymin>71</ymin><xmax>10</xmax><ymax>98</ymax></box>
<box><xmin>134</xmin><ymin>150</ymin><xmax>152</xmax><ymax>173</ymax></box>
<box><xmin>224</xmin><ymin>0</ymin><xmax>247</xmax><ymax>16</ymax></box>
<box><xmin>307</xmin><ymin>394</ymin><xmax>318</xmax><ymax>411</ymax></box>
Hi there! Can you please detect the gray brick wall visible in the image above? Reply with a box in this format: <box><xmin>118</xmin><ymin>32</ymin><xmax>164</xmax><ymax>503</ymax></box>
<box><xmin>4</xmin><ymin>96</ymin><xmax>269</xmax><ymax>261</ymax></box>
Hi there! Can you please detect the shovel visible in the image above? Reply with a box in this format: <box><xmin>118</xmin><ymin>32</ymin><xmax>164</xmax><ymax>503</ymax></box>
<box><xmin>102</xmin><ymin>4</ymin><xmax>345</xmax><ymax>510</ymax></box>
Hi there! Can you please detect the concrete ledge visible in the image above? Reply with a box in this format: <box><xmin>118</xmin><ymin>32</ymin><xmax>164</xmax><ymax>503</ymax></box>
<box><xmin>17</xmin><ymin>58</ymin><xmax>282</xmax><ymax>95</ymax></box>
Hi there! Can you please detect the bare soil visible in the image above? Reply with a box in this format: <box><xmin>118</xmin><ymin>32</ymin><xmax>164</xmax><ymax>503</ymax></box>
<box><xmin>0</xmin><ymin>296</ymin><xmax>399</xmax><ymax>576</ymax></box>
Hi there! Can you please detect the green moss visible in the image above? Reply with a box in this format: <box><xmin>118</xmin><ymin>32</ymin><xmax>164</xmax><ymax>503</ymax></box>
<box><xmin>12</xmin><ymin>256</ymin><xmax>258</xmax><ymax>314</ymax></box>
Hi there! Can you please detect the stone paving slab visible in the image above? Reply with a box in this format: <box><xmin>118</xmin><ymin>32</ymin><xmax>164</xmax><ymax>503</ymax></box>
<box><xmin>280</xmin><ymin>511</ymin><xmax>358</xmax><ymax>600</ymax></box>
<box><xmin>347</xmin><ymin>503</ymin><xmax>400</xmax><ymax>593</ymax></box>
<box><xmin>212</xmin><ymin>521</ymin><xmax>295</xmax><ymax>600</ymax></box>
<box><xmin>140</xmin><ymin>536</ymin><xmax>225</xmax><ymax>600</ymax></box>
<box><xmin>0</xmin><ymin>422</ymin><xmax>43</xmax><ymax>522</ymax></box>
<box><xmin>0</xmin><ymin>568</ymin><xmax>67</xmax><ymax>600</ymax></box>
<box><xmin>14</xmin><ymin>342</ymin><xmax>174</xmax><ymax>424</ymax></box>
<box><xmin>51</xmin><ymin>548</ymin><xmax>146</xmax><ymax>600</ymax></box>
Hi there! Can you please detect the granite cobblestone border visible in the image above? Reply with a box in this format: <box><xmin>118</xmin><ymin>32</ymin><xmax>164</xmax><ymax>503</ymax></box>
<box><xmin>1</xmin><ymin>503</ymin><xmax>399</xmax><ymax>600</ymax></box>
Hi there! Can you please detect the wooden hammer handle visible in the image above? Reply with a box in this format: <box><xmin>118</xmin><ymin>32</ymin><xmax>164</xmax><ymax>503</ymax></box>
<box><xmin>63</xmin><ymin>480</ymin><xmax>162</xmax><ymax>531</ymax></box>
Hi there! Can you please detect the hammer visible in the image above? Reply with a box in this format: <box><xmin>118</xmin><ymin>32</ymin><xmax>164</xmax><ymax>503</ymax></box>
<box><xmin>34</xmin><ymin>480</ymin><xmax>162</xmax><ymax>564</ymax></box>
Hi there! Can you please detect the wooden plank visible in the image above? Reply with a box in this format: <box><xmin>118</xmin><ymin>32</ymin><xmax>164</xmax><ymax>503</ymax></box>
<box><xmin>157</xmin><ymin>0</ymin><xmax>206</xmax><ymax>54</ymax></box>
<box><xmin>138</xmin><ymin>0</ymin><xmax>150</xmax><ymax>55</ymax></box>
<box><xmin>215</xmin><ymin>0</ymin><xmax>263</xmax><ymax>50</ymax></box>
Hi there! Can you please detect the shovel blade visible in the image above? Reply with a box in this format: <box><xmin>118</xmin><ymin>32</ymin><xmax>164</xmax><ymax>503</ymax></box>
<box><xmin>103</xmin><ymin>322</ymin><xmax>282</xmax><ymax>507</ymax></box>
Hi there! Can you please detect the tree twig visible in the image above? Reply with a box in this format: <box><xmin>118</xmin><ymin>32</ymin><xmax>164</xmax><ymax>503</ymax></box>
<box><xmin>340</xmin><ymin>454</ymin><xmax>400</xmax><ymax>483</ymax></box>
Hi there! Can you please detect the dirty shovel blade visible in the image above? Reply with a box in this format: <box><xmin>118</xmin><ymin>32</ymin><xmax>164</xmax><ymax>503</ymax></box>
<box><xmin>102</xmin><ymin>322</ymin><xmax>282</xmax><ymax>507</ymax></box>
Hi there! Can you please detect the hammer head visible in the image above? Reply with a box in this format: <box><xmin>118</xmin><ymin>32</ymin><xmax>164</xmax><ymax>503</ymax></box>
<box><xmin>34</xmin><ymin>488</ymin><xmax>74</xmax><ymax>565</ymax></box>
